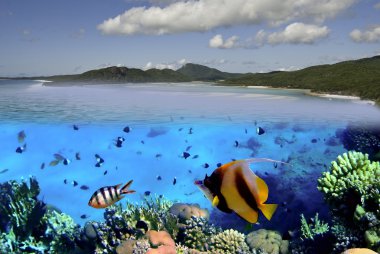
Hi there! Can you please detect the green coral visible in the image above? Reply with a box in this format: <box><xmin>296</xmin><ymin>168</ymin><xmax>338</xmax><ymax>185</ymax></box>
<box><xmin>122</xmin><ymin>195</ymin><xmax>179</xmax><ymax>238</ymax></box>
<box><xmin>42</xmin><ymin>210</ymin><xmax>80</xmax><ymax>253</ymax></box>
<box><xmin>300</xmin><ymin>213</ymin><xmax>329</xmax><ymax>240</ymax></box>
<box><xmin>317</xmin><ymin>151</ymin><xmax>380</xmax><ymax>216</ymax></box>
<box><xmin>209</xmin><ymin>229</ymin><xmax>250</xmax><ymax>254</ymax></box>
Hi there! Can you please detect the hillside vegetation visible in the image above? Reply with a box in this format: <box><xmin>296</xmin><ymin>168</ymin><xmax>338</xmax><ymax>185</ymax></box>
<box><xmin>222</xmin><ymin>56</ymin><xmax>380</xmax><ymax>103</ymax></box>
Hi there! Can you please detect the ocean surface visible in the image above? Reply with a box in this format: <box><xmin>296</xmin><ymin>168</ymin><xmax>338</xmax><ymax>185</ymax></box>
<box><xmin>1</xmin><ymin>79</ymin><xmax>380</xmax><ymax>233</ymax></box>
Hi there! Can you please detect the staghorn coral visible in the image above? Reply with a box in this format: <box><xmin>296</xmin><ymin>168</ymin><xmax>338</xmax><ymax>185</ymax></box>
<box><xmin>246</xmin><ymin>229</ymin><xmax>289</xmax><ymax>254</ymax></box>
<box><xmin>300</xmin><ymin>213</ymin><xmax>329</xmax><ymax>240</ymax></box>
<box><xmin>209</xmin><ymin>229</ymin><xmax>250</xmax><ymax>254</ymax></box>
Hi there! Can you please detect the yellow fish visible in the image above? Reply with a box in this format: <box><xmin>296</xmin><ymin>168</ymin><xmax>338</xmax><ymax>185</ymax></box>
<box><xmin>195</xmin><ymin>158</ymin><xmax>282</xmax><ymax>223</ymax></box>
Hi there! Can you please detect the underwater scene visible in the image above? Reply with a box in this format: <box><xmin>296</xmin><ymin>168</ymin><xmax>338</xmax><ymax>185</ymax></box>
<box><xmin>0</xmin><ymin>79</ymin><xmax>380</xmax><ymax>254</ymax></box>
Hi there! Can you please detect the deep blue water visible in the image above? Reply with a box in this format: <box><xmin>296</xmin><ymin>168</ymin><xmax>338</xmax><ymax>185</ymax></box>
<box><xmin>0</xmin><ymin>79</ymin><xmax>379</xmax><ymax>232</ymax></box>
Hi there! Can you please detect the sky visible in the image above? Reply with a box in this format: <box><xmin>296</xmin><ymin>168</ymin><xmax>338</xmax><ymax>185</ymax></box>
<box><xmin>0</xmin><ymin>0</ymin><xmax>379</xmax><ymax>77</ymax></box>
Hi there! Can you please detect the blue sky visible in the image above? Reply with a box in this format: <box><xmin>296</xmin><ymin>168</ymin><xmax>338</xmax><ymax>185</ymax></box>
<box><xmin>0</xmin><ymin>0</ymin><xmax>379</xmax><ymax>76</ymax></box>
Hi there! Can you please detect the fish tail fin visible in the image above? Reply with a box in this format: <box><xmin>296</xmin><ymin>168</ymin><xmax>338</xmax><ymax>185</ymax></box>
<box><xmin>120</xmin><ymin>180</ymin><xmax>135</xmax><ymax>194</ymax></box>
<box><xmin>259</xmin><ymin>203</ymin><xmax>278</xmax><ymax>221</ymax></box>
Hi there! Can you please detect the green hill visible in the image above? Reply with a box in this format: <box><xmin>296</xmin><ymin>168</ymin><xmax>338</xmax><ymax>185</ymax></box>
<box><xmin>48</xmin><ymin>66</ymin><xmax>191</xmax><ymax>83</ymax></box>
<box><xmin>222</xmin><ymin>56</ymin><xmax>380</xmax><ymax>103</ymax></box>
<box><xmin>177</xmin><ymin>63</ymin><xmax>242</xmax><ymax>81</ymax></box>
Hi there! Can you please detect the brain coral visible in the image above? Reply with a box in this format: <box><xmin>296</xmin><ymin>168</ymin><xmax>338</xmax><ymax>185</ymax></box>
<box><xmin>246</xmin><ymin>229</ymin><xmax>289</xmax><ymax>254</ymax></box>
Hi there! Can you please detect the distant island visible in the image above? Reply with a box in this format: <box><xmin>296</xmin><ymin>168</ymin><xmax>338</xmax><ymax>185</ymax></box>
<box><xmin>3</xmin><ymin>56</ymin><xmax>380</xmax><ymax>104</ymax></box>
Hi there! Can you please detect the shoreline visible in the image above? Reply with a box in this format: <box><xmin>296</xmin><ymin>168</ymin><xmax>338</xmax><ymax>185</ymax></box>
<box><xmin>305</xmin><ymin>91</ymin><xmax>376</xmax><ymax>105</ymax></box>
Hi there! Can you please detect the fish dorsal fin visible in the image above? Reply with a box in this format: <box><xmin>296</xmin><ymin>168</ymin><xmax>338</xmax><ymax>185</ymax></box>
<box><xmin>253</xmin><ymin>174</ymin><xmax>269</xmax><ymax>204</ymax></box>
<box><xmin>115</xmin><ymin>183</ymin><xmax>122</xmax><ymax>189</ymax></box>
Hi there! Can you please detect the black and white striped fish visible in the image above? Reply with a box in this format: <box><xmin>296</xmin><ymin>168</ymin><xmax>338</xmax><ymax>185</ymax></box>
<box><xmin>88</xmin><ymin>180</ymin><xmax>135</xmax><ymax>208</ymax></box>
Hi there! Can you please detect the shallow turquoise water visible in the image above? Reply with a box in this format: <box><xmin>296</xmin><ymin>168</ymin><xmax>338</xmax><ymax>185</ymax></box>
<box><xmin>0</xmin><ymin>79</ymin><xmax>379</xmax><ymax>233</ymax></box>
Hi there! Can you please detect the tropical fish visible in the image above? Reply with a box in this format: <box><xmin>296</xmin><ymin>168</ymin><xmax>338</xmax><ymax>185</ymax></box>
<box><xmin>80</xmin><ymin>185</ymin><xmax>89</xmax><ymax>190</ymax></box>
<box><xmin>15</xmin><ymin>143</ymin><xmax>27</xmax><ymax>153</ymax></box>
<box><xmin>75</xmin><ymin>152</ymin><xmax>81</xmax><ymax>160</ymax></box>
<box><xmin>40</xmin><ymin>163</ymin><xmax>45</xmax><ymax>170</ymax></box>
<box><xmin>115</xmin><ymin>137</ymin><xmax>125</xmax><ymax>148</ymax></box>
<box><xmin>88</xmin><ymin>180</ymin><xmax>135</xmax><ymax>208</ymax></box>
<box><xmin>73</xmin><ymin>124</ymin><xmax>79</xmax><ymax>130</ymax></box>
<box><xmin>183</xmin><ymin>152</ymin><xmax>190</xmax><ymax>159</ymax></box>
<box><xmin>194</xmin><ymin>158</ymin><xmax>283</xmax><ymax>224</ymax></box>
<box><xmin>234</xmin><ymin>141</ymin><xmax>239</xmax><ymax>147</ymax></box>
<box><xmin>256</xmin><ymin>127</ymin><xmax>265</xmax><ymax>135</ymax></box>
<box><xmin>72</xmin><ymin>180</ymin><xmax>78</xmax><ymax>187</ymax></box>
<box><xmin>80</xmin><ymin>214</ymin><xmax>90</xmax><ymax>219</ymax></box>
<box><xmin>95</xmin><ymin>154</ymin><xmax>104</xmax><ymax>167</ymax></box>
<box><xmin>173</xmin><ymin>177</ymin><xmax>177</xmax><ymax>185</ymax></box>
<box><xmin>123</xmin><ymin>126</ymin><xmax>131</xmax><ymax>133</ymax></box>
<box><xmin>0</xmin><ymin>169</ymin><xmax>9</xmax><ymax>174</ymax></box>
<box><xmin>156</xmin><ymin>175</ymin><xmax>162</xmax><ymax>181</ymax></box>
<box><xmin>18</xmin><ymin>130</ymin><xmax>26</xmax><ymax>143</ymax></box>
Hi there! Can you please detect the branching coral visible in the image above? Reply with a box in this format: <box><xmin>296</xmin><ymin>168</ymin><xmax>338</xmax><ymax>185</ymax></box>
<box><xmin>317</xmin><ymin>151</ymin><xmax>380</xmax><ymax>217</ymax></box>
<box><xmin>300</xmin><ymin>213</ymin><xmax>329</xmax><ymax>240</ymax></box>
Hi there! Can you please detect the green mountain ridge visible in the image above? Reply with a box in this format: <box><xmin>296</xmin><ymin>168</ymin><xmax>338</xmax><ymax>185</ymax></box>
<box><xmin>222</xmin><ymin>55</ymin><xmax>380</xmax><ymax>104</ymax></box>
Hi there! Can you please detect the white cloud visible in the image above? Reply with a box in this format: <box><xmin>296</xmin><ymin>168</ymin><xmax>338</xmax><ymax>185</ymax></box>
<box><xmin>267</xmin><ymin>23</ymin><xmax>330</xmax><ymax>44</ymax></box>
<box><xmin>350</xmin><ymin>25</ymin><xmax>380</xmax><ymax>43</ymax></box>
<box><xmin>374</xmin><ymin>2</ymin><xmax>380</xmax><ymax>9</ymax></box>
<box><xmin>143</xmin><ymin>59</ymin><xmax>187</xmax><ymax>70</ymax></box>
<box><xmin>98</xmin><ymin>0</ymin><xmax>355</xmax><ymax>35</ymax></box>
<box><xmin>209</xmin><ymin>34</ymin><xmax>239</xmax><ymax>49</ymax></box>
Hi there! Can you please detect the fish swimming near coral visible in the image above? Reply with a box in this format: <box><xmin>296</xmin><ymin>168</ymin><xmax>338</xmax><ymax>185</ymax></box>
<box><xmin>88</xmin><ymin>180</ymin><xmax>135</xmax><ymax>208</ymax></box>
<box><xmin>194</xmin><ymin>158</ymin><xmax>284</xmax><ymax>224</ymax></box>
<box><xmin>15</xmin><ymin>143</ymin><xmax>27</xmax><ymax>153</ymax></box>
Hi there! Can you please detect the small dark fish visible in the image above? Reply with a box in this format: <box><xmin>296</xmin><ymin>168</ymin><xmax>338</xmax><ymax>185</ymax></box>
<box><xmin>254</xmin><ymin>120</ymin><xmax>257</xmax><ymax>126</ymax></box>
<box><xmin>256</xmin><ymin>127</ymin><xmax>265</xmax><ymax>135</ymax></box>
<box><xmin>40</xmin><ymin>163</ymin><xmax>45</xmax><ymax>170</ymax></box>
<box><xmin>144</xmin><ymin>191</ymin><xmax>151</xmax><ymax>196</ymax></box>
<box><xmin>264</xmin><ymin>171</ymin><xmax>269</xmax><ymax>175</ymax></box>
<box><xmin>72</xmin><ymin>180</ymin><xmax>78</xmax><ymax>187</ymax></box>
<box><xmin>63</xmin><ymin>158</ymin><xmax>71</xmax><ymax>165</ymax></box>
<box><xmin>73</xmin><ymin>124</ymin><xmax>79</xmax><ymax>130</ymax></box>
<box><xmin>188</xmin><ymin>128</ymin><xmax>193</xmax><ymax>134</ymax></box>
<box><xmin>178</xmin><ymin>128</ymin><xmax>183</xmax><ymax>131</ymax></box>
<box><xmin>115</xmin><ymin>137</ymin><xmax>125</xmax><ymax>148</ymax></box>
<box><xmin>64</xmin><ymin>179</ymin><xmax>67</xmax><ymax>184</ymax></box>
<box><xmin>80</xmin><ymin>214</ymin><xmax>89</xmax><ymax>219</ymax></box>
<box><xmin>159</xmin><ymin>194</ymin><xmax>163</xmax><ymax>198</ymax></box>
<box><xmin>80</xmin><ymin>185</ymin><xmax>89</xmax><ymax>190</ymax></box>
<box><xmin>156</xmin><ymin>175</ymin><xmax>162</xmax><ymax>181</ymax></box>
<box><xmin>0</xmin><ymin>169</ymin><xmax>9</xmax><ymax>174</ymax></box>
<box><xmin>103</xmin><ymin>170</ymin><xmax>108</xmax><ymax>175</ymax></box>
<box><xmin>173</xmin><ymin>177</ymin><xmax>177</xmax><ymax>185</ymax></box>
<box><xmin>141</xmin><ymin>140</ymin><xmax>145</xmax><ymax>144</ymax></box>
<box><xmin>234</xmin><ymin>141</ymin><xmax>239</xmax><ymax>147</ymax></box>
<box><xmin>188</xmin><ymin>170</ymin><xmax>192</xmax><ymax>174</ymax></box>
<box><xmin>186</xmin><ymin>145</ymin><xmax>192</xmax><ymax>151</ymax></box>
<box><xmin>273</xmin><ymin>162</ymin><xmax>278</xmax><ymax>168</ymax></box>
<box><xmin>123</xmin><ymin>126</ymin><xmax>131</xmax><ymax>133</ymax></box>
<box><xmin>15</xmin><ymin>144</ymin><xmax>27</xmax><ymax>153</ymax></box>
<box><xmin>203</xmin><ymin>163</ymin><xmax>209</xmax><ymax>168</ymax></box>
<box><xmin>217</xmin><ymin>163</ymin><xmax>222</xmax><ymax>167</ymax></box>
<box><xmin>95</xmin><ymin>154</ymin><xmax>104</xmax><ymax>167</ymax></box>
<box><xmin>75</xmin><ymin>152</ymin><xmax>81</xmax><ymax>160</ymax></box>
<box><xmin>155</xmin><ymin>154</ymin><xmax>162</xmax><ymax>158</ymax></box>
<box><xmin>18</xmin><ymin>130</ymin><xmax>26</xmax><ymax>143</ymax></box>
<box><xmin>245</xmin><ymin>128</ymin><xmax>248</xmax><ymax>134</ymax></box>
<box><xmin>183</xmin><ymin>152</ymin><xmax>190</xmax><ymax>159</ymax></box>
<box><xmin>311</xmin><ymin>138</ymin><xmax>317</xmax><ymax>143</ymax></box>
<box><xmin>192</xmin><ymin>155</ymin><xmax>199</xmax><ymax>159</ymax></box>
<box><xmin>54</xmin><ymin>153</ymin><xmax>65</xmax><ymax>161</ymax></box>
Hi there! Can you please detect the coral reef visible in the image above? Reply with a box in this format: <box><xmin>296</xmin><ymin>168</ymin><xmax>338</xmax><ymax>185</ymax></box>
<box><xmin>246</xmin><ymin>229</ymin><xmax>289</xmax><ymax>254</ymax></box>
<box><xmin>177</xmin><ymin>216</ymin><xmax>221</xmax><ymax>251</ymax></box>
<box><xmin>0</xmin><ymin>177</ymin><xmax>82</xmax><ymax>253</ymax></box>
<box><xmin>336</xmin><ymin>125</ymin><xmax>380</xmax><ymax>161</ymax></box>
<box><xmin>209</xmin><ymin>229</ymin><xmax>250</xmax><ymax>254</ymax></box>
<box><xmin>317</xmin><ymin>151</ymin><xmax>380</xmax><ymax>217</ymax></box>
<box><xmin>300</xmin><ymin>213</ymin><xmax>329</xmax><ymax>240</ymax></box>
<box><xmin>169</xmin><ymin>203</ymin><xmax>209</xmax><ymax>223</ymax></box>
<box><xmin>316</xmin><ymin>151</ymin><xmax>380</xmax><ymax>253</ymax></box>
